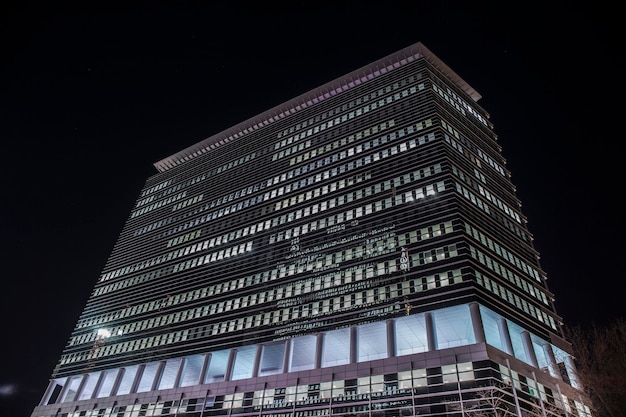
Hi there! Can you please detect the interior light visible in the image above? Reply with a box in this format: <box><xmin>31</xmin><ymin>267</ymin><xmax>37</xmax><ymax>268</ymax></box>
<box><xmin>97</xmin><ymin>329</ymin><xmax>111</xmax><ymax>338</ymax></box>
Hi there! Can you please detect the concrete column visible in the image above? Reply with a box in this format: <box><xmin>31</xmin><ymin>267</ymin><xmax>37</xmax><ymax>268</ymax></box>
<box><xmin>91</xmin><ymin>372</ymin><xmax>105</xmax><ymax>401</ymax></box>
<box><xmin>151</xmin><ymin>362</ymin><xmax>166</xmax><ymax>391</ymax></box>
<box><xmin>387</xmin><ymin>319</ymin><xmax>396</xmax><ymax>358</ymax></box>
<box><xmin>40</xmin><ymin>381</ymin><xmax>60</xmax><ymax>406</ymax></box>
<box><xmin>565</xmin><ymin>355</ymin><xmax>580</xmax><ymax>389</ymax></box>
<box><xmin>469</xmin><ymin>302</ymin><xmax>485</xmax><ymax>343</ymax></box>
<box><xmin>542</xmin><ymin>343</ymin><xmax>562</xmax><ymax>381</ymax></box>
<box><xmin>111</xmin><ymin>368</ymin><xmax>125</xmax><ymax>396</ymax></box>
<box><xmin>521</xmin><ymin>330</ymin><xmax>539</xmax><ymax>368</ymax></box>
<box><xmin>425</xmin><ymin>312</ymin><xmax>437</xmax><ymax>351</ymax></box>
<box><xmin>350</xmin><ymin>326</ymin><xmax>358</xmax><ymax>363</ymax></box>
<box><xmin>252</xmin><ymin>346</ymin><xmax>263</xmax><ymax>377</ymax></box>
<box><xmin>130</xmin><ymin>365</ymin><xmax>143</xmax><ymax>394</ymax></box>
<box><xmin>199</xmin><ymin>353</ymin><xmax>211</xmax><ymax>385</ymax></box>
<box><xmin>505</xmin><ymin>358</ymin><xmax>523</xmax><ymax>417</ymax></box>
<box><xmin>315</xmin><ymin>333</ymin><xmax>324</xmax><ymax>369</ymax></box>
<box><xmin>173</xmin><ymin>358</ymin><xmax>185</xmax><ymax>389</ymax></box>
<box><xmin>74</xmin><ymin>375</ymin><xmax>89</xmax><ymax>401</ymax></box>
<box><xmin>282</xmin><ymin>339</ymin><xmax>292</xmax><ymax>373</ymax></box>
<box><xmin>555</xmin><ymin>384</ymin><xmax>571</xmax><ymax>417</ymax></box>
<box><xmin>497</xmin><ymin>317</ymin><xmax>514</xmax><ymax>355</ymax></box>
<box><xmin>530</xmin><ymin>372</ymin><xmax>547</xmax><ymax>417</ymax></box>
<box><xmin>224</xmin><ymin>349</ymin><xmax>237</xmax><ymax>381</ymax></box>
<box><xmin>56</xmin><ymin>377</ymin><xmax>72</xmax><ymax>402</ymax></box>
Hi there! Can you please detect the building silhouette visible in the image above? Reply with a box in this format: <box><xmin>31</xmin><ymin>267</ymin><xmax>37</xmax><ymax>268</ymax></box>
<box><xmin>31</xmin><ymin>42</ymin><xmax>591</xmax><ymax>417</ymax></box>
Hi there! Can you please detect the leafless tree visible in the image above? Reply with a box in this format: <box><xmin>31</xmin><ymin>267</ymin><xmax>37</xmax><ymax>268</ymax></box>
<box><xmin>565</xmin><ymin>317</ymin><xmax>626</xmax><ymax>417</ymax></box>
<box><xmin>524</xmin><ymin>399</ymin><xmax>567</xmax><ymax>417</ymax></box>
<box><xmin>447</xmin><ymin>384</ymin><xmax>517</xmax><ymax>416</ymax></box>
<box><xmin>447</xmin><ymin>384</ymin><xmax>570</xmax><ymax>417</ymax></box>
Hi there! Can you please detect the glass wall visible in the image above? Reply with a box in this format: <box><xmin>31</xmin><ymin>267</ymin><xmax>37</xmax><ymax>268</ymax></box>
<box><xmin>41</xmin><ymin>303</ymin><xmax>573</xmax><ymax>405</ymax></box>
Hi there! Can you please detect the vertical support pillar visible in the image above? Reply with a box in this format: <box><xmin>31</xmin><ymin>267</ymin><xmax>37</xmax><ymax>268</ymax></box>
<box><xmin>555</xmin><ymin>384</ymin><xmax>571</xmax><ymax>417</ymax></box>
<box><xmin>151</xmin><ymin>362</ymin><xmax>166</xmax><ymax>391</ymax></box>
<box><xmin>199</xmin><ymin>353</ymin><xmax>211</xmax><ymax>385</ymax></box>
<box><xmin>252</xmin><ymin>346</ymin><xmax>263</xmax><ymax>377</ymax></box>
<box><xmin>92</xmin><ymin>372</ymin><xmax>105</xmax><ymax>401</ymax></box>
<box><xmin>56</xmin><ymin>379</ymin><xmax>71</xmax><ymax>403</ymax></box>
<box><xmin>543</xmin><ymin>344</ymin><xmax>561</xmax><ymax>381</ymax></box>
<box><xmin>425</xmin><ymin>312</ymin><xmax>437</xmax><ymax>351</ymax></box>
<box><xmin>130</xmin><ymin>365</ymin><xmax>144</xmax><ymax>394</ymax></box>
<box><xmin>224</xmin><ymin>349</ymin><xmax>237</xmax><ymax>381</ymax></box>
<box><xmin>111</xmin><ymin>368</ymin><xmax>124</xmax><ymax>396</ymax></box>
<box><xmin>43</xmin><ymin>380</ymin><xmax>65</xmax><ymax>406</ymax></box>
<box><xmin>521</xmin><ymin>331</ymin><xmax>539</xmax><ymax>368</ymax></box>
<box><xmin>565</xmin><ymin>355</ymin><xmax>580</xmax><ymax>389</ymax></box>
<box><xmin>497</xmin><ymin>318</ymin><xmax>514</xmax><ymax>355</ymax></box>
<box><xmin>386</xmin><ymin>319</ymin><xmax>396</xmax><ymax>358</ymax></box>
<box><xmin>531</xmin><ymin>371</ymin><xmax>547</xmax><ymax>417</ymax></box>
<box><xmin>173</xmin><ymin>358</ymin><xmax>185</xmax><ymax>389</ymax></box>
<box><xmin>469</xmin><ymin>302</ymin><xmax>485</xmax><ymax>343</ymax></box>
<box><xmin>282</xmin><ymin>339</ymin><xmax>292</xmax><ymax>373</ymax></box>
<box><xmin>505</xmin><ymin>358</ymin><xmax>523</xmax><ymax>417</ymax></box>
<box><xmin>315</xmin><ymin>333</ymin><xmax>324</xmax><ymax>369</ymax></box>
<box><xmin>350</xmin><ymin>326</ymin><xmax>358</xmax><ymax>363</ymax></box>
<box><xmin>74</xmin><ymin>375</ymin><xmax>88</xmax><ymax>401</ymax></box>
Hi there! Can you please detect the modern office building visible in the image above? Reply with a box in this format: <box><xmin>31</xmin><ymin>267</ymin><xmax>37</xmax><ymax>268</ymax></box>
<box><xmin>31</xmin><ymin>42</ymin><xmax>591</xmax><ymax>417</ymax></box>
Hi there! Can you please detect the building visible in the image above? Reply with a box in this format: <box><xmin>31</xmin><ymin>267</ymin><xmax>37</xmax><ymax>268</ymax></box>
<box><xmin>30</xmin><ymin>42</ymin><xmax>591</xmax><ymax>417</ymax></box>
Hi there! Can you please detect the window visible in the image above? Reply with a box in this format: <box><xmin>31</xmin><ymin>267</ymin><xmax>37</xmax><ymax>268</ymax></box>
<box><xmin>259</xmin><ymin>342</ymin><xmax>285</xmax><ymax>376</ymax></box>
<box><xmin>137</xmin><ymin>362</ymin><xmax>161</xmax><ymax>393</ymax></box>
<box><xmin>204</xmin><ymin>349</ymin><xmax>230</xmax><ymax>383</ymax></box>
<box><xmin>117</xmin><ymin>364</ymin><xmax>140</xmax><ymax>395</ymax></box>
<box><xmin>180</xmin><ymin>354</ymin><xmax>205</xmax><ymax>387</ymax></box>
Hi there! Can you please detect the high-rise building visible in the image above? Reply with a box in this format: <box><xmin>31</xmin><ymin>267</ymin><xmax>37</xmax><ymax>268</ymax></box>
<box><xmin>31</xmin><ymin>42</ymin><xmax>591</xmax><ymax>417</ymax></box>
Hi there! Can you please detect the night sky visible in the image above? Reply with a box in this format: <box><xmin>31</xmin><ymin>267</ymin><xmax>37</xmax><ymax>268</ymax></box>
<box><xmin>1</xmin><ymin>2</ymin><xmax>623</xmax><ymax>416</ymax></box>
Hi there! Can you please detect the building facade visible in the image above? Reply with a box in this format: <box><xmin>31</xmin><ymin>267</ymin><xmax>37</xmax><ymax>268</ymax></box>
<box><xmin>31</xmin><ymin>43</ymin><xmax>591</xmax><ymax>417</ymax></box>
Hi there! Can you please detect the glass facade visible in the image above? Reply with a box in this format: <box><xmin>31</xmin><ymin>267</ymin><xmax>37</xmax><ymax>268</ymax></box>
<box><xmin>30</xmin><ymin>42</ymin><xmax>591</xmax><ymax>417</ymax></box>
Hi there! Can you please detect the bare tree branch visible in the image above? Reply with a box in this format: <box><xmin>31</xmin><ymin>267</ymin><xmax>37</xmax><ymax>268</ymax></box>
<box><xmin>566</xmin><ymin>317</ymin><xmax>626</xmax><ymax>417</ymax></box>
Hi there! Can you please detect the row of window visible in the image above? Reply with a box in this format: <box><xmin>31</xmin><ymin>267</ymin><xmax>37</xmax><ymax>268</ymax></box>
<box><xmin>43</xmin><ymin>375</ymin><xmax>591</xmax><ymax>417</ymax></box>
<box><xmin>474</xmin><ymin>268</ymin><xmax>557</xmax><ymax>331</ymax></box>
<box><xmin>454</xmin><ymin>177</ymin><xmax>528</xmax><ymax>244</ymax></box>
<box><xmin>56</xmin><ymin>303</ymin><xmax>476</xmax><ymax>404</ymax></box>
<box><xmin>151</xmin><ymin>54</ymin><xmax>417</xmax><ymax>173</ymax></box>
<box><xmin>68</xmin><ymin>250</ymin><xmax>461</xmax><ymax>359</ymax></box>
<box><xmin>79</xmin><ymin>221</ymin><xmax>453</xmax><ymax>334</ymax></box>
<box><xmin>464</xmin><ymin>221</ymin><xmax>540</xmax><ymax>281</ymax></box>
<box><xmin>47</xmin><ymin>305</ymin><xmax>584</xmax><ymax>415</ymax></box>
<box><xmin>152</xmin><ymin>119</ymin><xmax>427</xmax><ymax>244</ymax></box>
<box><xmin>442</xmin><ymin>118</ymin><xmax>505</xmax><ymax>176</ymax></box>
<box><xmin>433</xmin><ymin>82</ymin><xmax>488</xmax><ymax>127</ymax></box>
<box><xmin>140</xmin><ymin>72</ymin><xmax>426</xmax><ymax>223</ymax></box>
<box><xmin>132</xmin><ymin>116</ymin><xmax>434</xmax><ymax>247</ymax></box>
<box><xmin>471</xmin><ymin>245</ymin><xmax>547</xmax><ymax>305</ymax></box>
<box><xmin>92</xmin><ymin>180</ymin><xmax>537</xmax><ymax>352</ymax></box>
<box><xmin>275</xmin><ymin>74</ymin><xmax>423</xmax><ymax>144</ymax></box>
<box><xmin>273</xmin><ymin>119</ymin><xmax>393</xmax><ymax>163</ymax></box>
<box><xmin>166</xmin><ymin>229</ymin><xmax>202</xmax><ymax>248</ymax></box>
<box><xmin>103</xmin><ymin>135</ymin><xmax>441</xmax><ymax>284</ymax></box>
<box><xmin>95</xmin><ymin>176</ymin><xmax>446</xmax><ymax>321</ymax></box>
<box><xmin>171</xmin><ymin>193</ymin><xmax>204</xmax><ymax>212</ymax></box>
<box><xmin>90</xmin><ymin>171</ymin><xmax>546</xmax><ymax>350</ymax></box>
<box><xmin>84</xmin><ymin>224</ymin><xmax>420</xmax><ymax>329</ymax></box>
<box><xmin>274</xmin><ymin>83</ymin><xmax>426</xmax><ymax>161</ymax></box>
<box><xmin>136</xmin><ymin>181</ymin><xmax>187</xmax><ymax>208</ymax></box>
<box><xmin>139</xmin><ymin>178</ymin><xmax>171</xmax><ymax>198</ymax></box>
<box><xmin>130</xmin><ymin>191</ymin><xmax>188</xmax><ymax>218</ymax></box>
<box><xmin>452</xmin><ymin>163</ymin><xmax>521</xmax><ymax>223</ymax></box>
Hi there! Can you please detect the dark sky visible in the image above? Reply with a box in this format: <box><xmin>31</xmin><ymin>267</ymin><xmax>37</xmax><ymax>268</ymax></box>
<box><xmin>1</xmin><ymin>2</ymin><xmax>623</xmax><ymax>416</ymax></box>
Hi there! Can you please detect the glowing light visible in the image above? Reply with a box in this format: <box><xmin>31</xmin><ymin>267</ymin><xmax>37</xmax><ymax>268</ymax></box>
<box><xmin>0</xmin><ymin>384</ymin><xmax>16</xmax><ymax>396</ymax></box>
<box><xmin>97</xmin><ymin>329</ymin><xmax>111</xmax><ymax>338</ymax></box>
